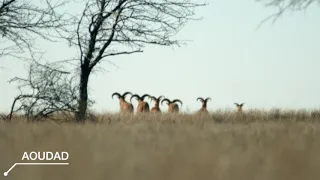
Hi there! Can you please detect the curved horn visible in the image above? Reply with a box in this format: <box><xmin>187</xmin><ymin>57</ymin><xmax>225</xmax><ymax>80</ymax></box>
<box><xmin>172</xmin><ymin>99</ymin><xmax>183</xmax><ymax>106</ymax></box>
<box><xmin>240</xmin><ymin>103</ymin><xmax>245</xmax><ymax>106</ymax></box>
<box><xmin>234</xmin><ymin>103</ymin><xmax>240</xmax><ymax>106</ymax></box>
<box><xmin>112</xmin><ymin>92</ymin><xmax>121</xmax><ymax>99</ymax></box>
<box><xmin>205</xmin><ymin>97</ymin><xmax>211</xmax><ymax>102</ymax></box>
<box><xmin>149</xmin><ymin>96</ymin><xmax>157</xmax><ymax>102</ymax></box>
<box><xmin>141</xmin><ymin>94</ymin><xmax>151</xmax><ymax>101</ymax></box>
<box><xmin>150</xmin><ymin>95</ymin><xmax>164</xmax><ymax>103</ymax></box>
<box><xmin>197</xmin><ymin>97</ymin><xmax>204</xmax><ymax>102</ymax></box>
<box><xmin>157</xmin><ymin>95</ymin><xmax>165</xmax><ymax>102</ymax></box>
<box><xmin>122</xmin><ymin>91</ymin><xmax>132</xmax><ymax>99</ymax></box>
<box><xmin>161</xmin><ymin>98</ymin><xmax>171</xmax><ymax>106</ymax></box>
<box><xmin>130</xmin><ymin>94</ymin><xmax>140</xmax><ymax>103</ymax></box>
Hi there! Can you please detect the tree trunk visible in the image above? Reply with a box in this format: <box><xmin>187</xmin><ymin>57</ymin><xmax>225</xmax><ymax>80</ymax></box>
<box><xmin>76</xmin><ymin>62</ymin><xmax>90</xmax><ymax>123</ymax></box>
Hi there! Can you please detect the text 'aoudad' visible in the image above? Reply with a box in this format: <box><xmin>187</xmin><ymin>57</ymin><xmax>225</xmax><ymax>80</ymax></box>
<box><xmin>21</xmin><ymin>152</ymin><xmax>69</xmax><ymax>161</ymax></box>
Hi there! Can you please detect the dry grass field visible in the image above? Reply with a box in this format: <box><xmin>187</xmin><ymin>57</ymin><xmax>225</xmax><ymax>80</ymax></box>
<box><xmin>1</xmin><ymin>109</ymin><xmax>320</xmax><ymax>180</ymax></box>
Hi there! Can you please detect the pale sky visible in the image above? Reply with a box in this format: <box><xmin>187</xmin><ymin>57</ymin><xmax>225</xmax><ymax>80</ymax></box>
<box><xmin>1</xmin><ymin>0</ymin><xmax>320</xmax><ymax>113</ymax></box>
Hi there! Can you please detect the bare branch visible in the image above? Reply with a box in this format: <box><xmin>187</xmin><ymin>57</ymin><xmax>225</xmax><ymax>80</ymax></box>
<box><xmin>0</xmin><ymin>0</ymin><xmax>72</xmax><ymax>57</ymax></box>
<box><xmin>256</xmin><ymin>0</ymin><xmax>319</xmax><ymax>29</ymax></box>
<box><xmin>7</xmin><ymin>61</ymin><xmax>84</xmax><ymax>121</ymax></box>
<box><xmin>66</xmin><ymin>0</ymin><xmax>206</xmax><ymax>71</ymax></box>
<box><xmin>101</xmin><ymin>49</ymin><xmax>142</xmax><ymax>58</ymax></box>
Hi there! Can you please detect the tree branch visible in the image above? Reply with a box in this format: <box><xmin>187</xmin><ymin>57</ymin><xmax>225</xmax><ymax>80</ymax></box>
<box><xmin>256</xmin><ymin>0</ymin><xmax>318</xmax><ymax>29</ymax></box>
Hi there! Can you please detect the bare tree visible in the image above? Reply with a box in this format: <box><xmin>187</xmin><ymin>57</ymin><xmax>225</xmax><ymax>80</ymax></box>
<box><xmin>256</xmin><ymin>0</ymin><xmax>319</xmax><ymax>28</ymax></box>
<box><xmin>0</xmin><ymin>0</ymin><xmax>70</xmax><ymax>58</ymax></box>
<box><xmin>7</xmin><ymin>61</ymin><xmax>84</xmax><ymax>122</ymax></box>
<box><xmin>64</xmin><ymin>0</ymin><xmax>207</xmax><ymax>122</ymax></box>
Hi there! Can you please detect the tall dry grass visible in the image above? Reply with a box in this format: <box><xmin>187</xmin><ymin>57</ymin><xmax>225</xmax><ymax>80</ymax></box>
<box><xmin>0</xmin><ymin>109</ymin><xmax>320</xmax><ymax>180</ymax></box>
